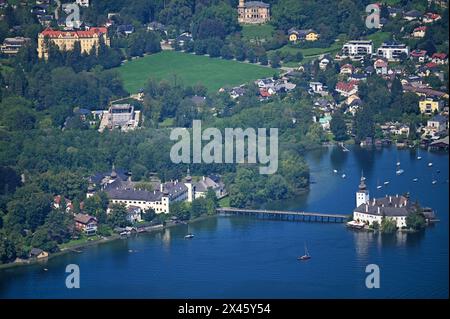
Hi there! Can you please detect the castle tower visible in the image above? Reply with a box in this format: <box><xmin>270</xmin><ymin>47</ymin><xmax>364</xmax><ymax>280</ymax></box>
<box><xmin>238</xmin><ymin>0</ymin><xmax>245</xmax><ymax>23</ymax></box>
<box><xmin>356</xmin><ymin>173</ymin><xmax>369</xmax><ymax>208</ymax></box>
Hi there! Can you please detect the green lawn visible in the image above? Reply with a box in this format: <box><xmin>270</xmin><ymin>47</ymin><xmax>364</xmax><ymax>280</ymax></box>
<box><xmin>270</xmin><ymin>36</ymin><xmax>346</xmax><ymax>65</ymax></box>
<box><xmin>365</xmin><ymin>31</ymin><xmax>392</xmax><ymax>48</ymax></box>
<box><xmin>116</xmin><ymin>51</ymin><xmax>277</xmax><ymax>93</ymax></box>
<box><xmin>241</xmin><ymin>24</ymin><xmax>275</xmax><ymax>41</ymax></box>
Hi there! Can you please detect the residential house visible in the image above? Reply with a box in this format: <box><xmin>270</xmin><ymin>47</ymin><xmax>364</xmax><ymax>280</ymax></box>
<box><xmin>74</xmin><ymin>213</ymin><xmax>98</xmax><ymax>236</ymax></box>
<box><xmin>319</xmin><ymin>58</ymin><xmax>330</xmax><ymax>70</ymax></box>
<box><xmin>29</xmin><ymin>248</ymin><xmax>49</xmax><ymax>259</ymax></box>
<box><xmin>229</xmin><ymin>86</ymin><xmax>247</xmax><ymax>99</ymax></box>
<box><xmin>338</xmin><ymin>40</ymin><xmax>373</xmax><ymax>61</ymax></box>
<box><xmin>256</xmin><ymin>78</ymin><xmax>275</xmax><ymax>88</ymax></box>
<box><xmin>336</xmin><ymin>81</ymin><xmax>358</xmax><ymax>97</ymax></box>
<box><xmin>0</xmin><ymin>37</ymin><xmax>31</xmax><ymax>55</ymax></box>
<box><xmin>403</xmin><ymin>10</ymin><xmax>422</xmax><ymax>21</ymax></box>
<box><xmin>117</xmin><ymin>24</ymin><xmax>134</xmax><ymax>36</ymax></box>
<box><xmin>175</xmin><ymin>32</ymin><xmax>193</xmax><ymax>48</ymax></box>
<box><xmin>192</xmin><ymin>175</ymin><xmax>227</xmax><ymax>199</ymax></box>
<box><xmin>374</xmin><ymin>59</ymin><xmax>388</xmax><ymax>75</ymax></box>
<box><xmin>388</xmin><ymin>7</ymin><xmax>403</xmax><ymax>17</ymax></box>
<box><xmin>349</xmin><ymin>73</ymin><xmax>367</xmax><ymax>82</ymax></box>
<box><xmin>288</xmin><ymin>28</ymin><xmax>319</xmax><ymax>42</ymax></box>
<box><xmin>403</xmin><ymin>85</ymin><xmax>449</xmax><ymax>99</ymax></box>
<box><xmin>318</xmin><ymin>115</ymin><xmax>332</xmax><ymax>131</ymax></box>
<box><xmin>419</xmin><ymin>99</ymin><xmax>442</xmax><ymax>115</ymax></box>
<box><xmin>410</xmin><ymin>49</ymin><xmax>428</xmax><ymax>63</ymax></box>
<box><xmin>427</xmin><ymin>115</ymin><xmax>448</xmax><ymax>133</ymax></box>
<box><xmin>126</xmin><ymin>206</ymin><xmax>142</xmax><ymax>223</ymax></box>
<box><xmin>412</xmin><ymin>26</ymin><xmax>427</xmax><ymax>38</ymax></box>
<box><xmin>340</xmin><ymin>64</ymin><xmax>354</xmax><ymax>75</ymax></box>
<box><xmin>147</xmin><ymin>21</ymin><xmax>167</xmax><ymax>34</ymax></box>
<box><xmin>377</xmin><ymin>42</ymin><xmax>409</xmax><ymax>61</ymax></box>
<box><xmin>76</xmin><ymin>0</ymin><xmax>90</xmax><ymax>7</ymax></box>
<box><xmin>392</xmin><ymin>124</ymin><xmax>410</xmax><ymax>136</ymax></box>
<box><xmin>423</xmin><ymin>12</ymin><xmax>441</xmax><ymax>23</ymax></box>
<box><xmin>431</xmin><ymin>53</ymin><xmax>448</xmax><ymax>64</ymax></box>
<box><xmin>309</xmin><ymin>82</ymin><xmax>324</xmax><ymax>94</ymax></box>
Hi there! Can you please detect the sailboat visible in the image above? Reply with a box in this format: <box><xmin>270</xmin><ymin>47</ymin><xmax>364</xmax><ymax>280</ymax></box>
<box><xmin>432</xmin><ymin>173</ymin><xmax>437</xmax><ymax>185</ymax></box>
<box><xmin>377</xmin><ymin>179</ymin><xmax>382</xmax><ymax>189</ymax></box>
<box><xmin>298</xmin><ymin>243</ymin><xmax>311</xmax><ymax>261</ymax></box>
<box><xmin>184</xmin><ymin>224</ymin><xmax>194</xmax><ymax>239</ymax></box>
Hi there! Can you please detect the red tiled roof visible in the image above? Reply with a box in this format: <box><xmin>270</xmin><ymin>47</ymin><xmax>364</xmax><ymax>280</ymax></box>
<box><xmin>336</xmin><ymin>81</ymin><xmax>358</xmax><ymax>92</ymax></box>
<box><xmin>432</xmin><ymin>53</ymin><xmax>447</xmax><ymax>60</ymax></box>
<box><xmin>40</xmin><ymin>27</ymin><xmax>107</xmax><ymax>38</ymax></box>
<box><xmin>259</xmin><ymin>89</ymin><xmax>270</xmax><ymax>97</ymax></box>
<box><xmin>410</xmin><ymin>49</ymin><xmax>427</xmax><ymax>57</ymax></box>
<box><xmin>413</xmin><ymin>26</ymin><xmax>427</xmax><ymax>32</ymax></box>
<box><xmin>425</xmin><ymin>62</ymin><xmax>438</xmax><ymax>69</ymax></box>
<box><xmin>425</xmin><ymin>12</ymin><xmax>441</xmax><ymax>19</ymax></box>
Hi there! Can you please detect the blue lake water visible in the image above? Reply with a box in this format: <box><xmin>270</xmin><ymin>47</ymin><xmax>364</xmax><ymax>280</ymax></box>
<box><xmin>0</xmin><ymin>146</ymin><xmax>448</xmax><ymax>298</ymax></box>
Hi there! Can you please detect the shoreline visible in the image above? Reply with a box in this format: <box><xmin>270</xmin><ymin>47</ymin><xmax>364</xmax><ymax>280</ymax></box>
<box><xmin>0</xmin><ymin>214</ymin><xmax>216</xmax><ymax>271</ymax></box>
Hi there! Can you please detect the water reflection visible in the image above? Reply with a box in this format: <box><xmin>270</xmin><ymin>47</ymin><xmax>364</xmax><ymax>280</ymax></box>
<box><xmin>352</xmin><ymin>229</ymin><xmax>426</xmax><ymax>259</ymax></box>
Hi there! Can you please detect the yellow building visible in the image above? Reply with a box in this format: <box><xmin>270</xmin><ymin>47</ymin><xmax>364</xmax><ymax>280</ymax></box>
<box><xmin>37</xmin><ymin>27</ymin><xmax>110</xmax><ymax>59</ymax></box>
<box><xmin>288</xmin><ymin>28</ymin><xmax>319</xmax><ymax>42</ymax></box>
<box><xmin>238</xmin><ymin>0</ymin><xmax>270</xmax><ymax>24</ymax></box>
<box><xmin>419</xmin><ymin>99</ymin><xmax>441</xmax><ymax>115</ymax></box>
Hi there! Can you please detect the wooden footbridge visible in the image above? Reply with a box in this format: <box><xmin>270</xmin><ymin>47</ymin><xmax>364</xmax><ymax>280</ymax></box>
<box><xmin>217</xmin><ymin>207</ymin><xmax>350</xmax><ymax>223</ymax></box>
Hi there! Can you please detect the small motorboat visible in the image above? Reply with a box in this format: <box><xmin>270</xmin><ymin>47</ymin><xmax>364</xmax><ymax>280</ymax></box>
<box><xmin>384</xmin><ymin>181</ymin><xmax>390</xmax><ymax>185</ymax></box>
<box><xmin>413</xmin><ymin>178</ymin><xmax>418</xmax><ymax>182</ymax></box>
<box><xmin>432</xmin><ymin>180</ymin><xmax>437</xmax><ymax>185</ymax></box>
<box><xmin>417</xmin><ymin>156</ymin><xmax>422</xmax><ymax>160</ymax></box>
<box><xmin>333</xmin><ymin>169</ymin><xmax>338</xmax><ymax>174</ymax></box>
<box><xmin>396</xmin><ymin>169</ymin><xmax>404</xmax><ymax>175</ymax></box>
<box><xmin>396</xmin><ymin>161</ymin><xmax>401</xmax><ymax>166</ymax></box>
<box><xmin>341</xmin><ymin>174</ymin><xmax>346</xmax><ymax>179</ymax></box>
<box><xmin>184</xmin><ymin>233</ymin><xmax>194</xmax><ymax>239</ymax></box>
<box><xmin>428</xmin><ymin>162</ymin><xmax>433</xmax><ymax>167</ymax></box>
